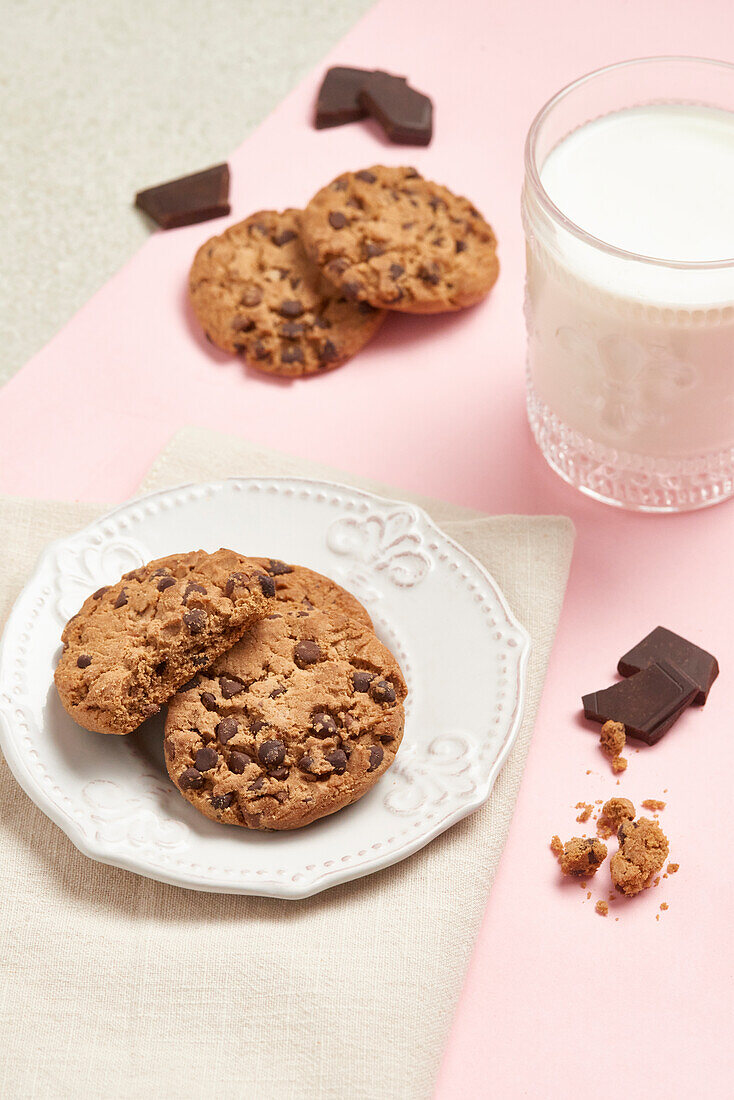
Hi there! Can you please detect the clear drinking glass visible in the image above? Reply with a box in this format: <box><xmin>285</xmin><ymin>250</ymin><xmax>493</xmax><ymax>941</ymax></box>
<box><xmin>522</xmin><ymin>57</ymin><xmax>734</xmax><ymax>512</ymax></box>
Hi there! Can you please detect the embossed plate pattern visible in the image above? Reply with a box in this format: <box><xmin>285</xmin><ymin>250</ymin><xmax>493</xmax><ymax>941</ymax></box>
<box><xmin>0</xmin><ymin>479</ymin><xmax>530</xmax><ymax>898</ymax></box>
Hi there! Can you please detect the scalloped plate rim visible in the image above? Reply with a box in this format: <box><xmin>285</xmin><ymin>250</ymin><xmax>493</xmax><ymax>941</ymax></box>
<box><xmin>0</xmin><ymin>476</ymin><xmax>531</xmax><ymax>899</ymax></box>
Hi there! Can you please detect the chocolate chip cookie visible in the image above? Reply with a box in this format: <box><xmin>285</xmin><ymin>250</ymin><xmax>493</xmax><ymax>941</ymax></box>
<box><xmin>250</xmin><ymin>557</ymin><xmax>372</xmax><ymax>628</ymax></box>
<box><xmin>300</xmin><ymin>166</ymin><xmax>499</xmax><ymax>313</ymax></box>
<box><xmin>55</xmin><ymin>550</ymin><xmax>272</xmax><ymax>735</ymax></box>
<box><xmin>188</xmin><ymin>208</ymin><xmax>386</xmax><ymax>376</ymax></box>
<box><xmin>164</xmin><ymin>607</ymin><xmax>406</xmax><ymax>830</ymax></box>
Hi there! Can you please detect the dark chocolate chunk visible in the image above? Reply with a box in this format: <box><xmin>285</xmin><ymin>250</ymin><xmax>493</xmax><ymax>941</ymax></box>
<box><xmin>259</xmin><ymin>740</ymin><xmax>286</xmax><ymax>768</ymax></box>
<box><xmin>328</xmin><ymin>211</ymin><xmax>348</xmax><ymax>230</ymax></box>
<box><xmin>258</xmin><ymin>574</ymin><xmax>276</xmax><ymax>598</ymax></box>
<box><xmin>135</xmin><ymin>163</ymin><xmax>230</xmax><ymax>229</ymax></box>
<box><xmin>157</xmin><ymin>575</ymin><xmax>176</xmax><ymax>592</ymax></box>
<box><xmin>201</xmin><ymin>691</ymin><xmax>217</xmax><ymax>711</ymax></box>
<box><xmin>229</xmin><ymin>751</ymin><xmax>248</xmax><ymax>775</ymax></box>
<box><xmin>281</xmin><ymin>322</ymin><xmax>305</xmax><ymax>339</ymax></box>
<box><xmin>279</xmin><ymin>299</ymin><xmax>304</xmax><ymax>318</ymax></box>
<box><xmin>359</xmin><ymin>72</ymin><xmax>433</xmax><ymax>146</ymax></box>
<box><xmin>327</xmin><ymin>749</ymin><xmax>348</xmax><ymax>775</ymax></box>
<box><xmin>76</xmin><ymin>654</ymin><xmax>92</xmax><ymax>669</ymax></box>
<box><xmin>220</xmin><ymin>676</ymin><xmax>245</xmax><ymax>698</ymax></box>
<box><xmin>114</xmin><ymin>588</ymin><xmax>128</xmax><ymax>609</ymax></box>
<box><xmin>183</xmin><ymin>581</ymin><xmax>206</xmax><ymax>603</ymax></box>
<box><xmin>294</xmin><ymin>640</ymin><xmax>322</xmax><ymax>667</ymax></box>
<box><xmin>211</xmin><ymin>792</ymin><xmax>235</xmax><ymax>811</ymax></box>
<box><xmin>582</xmin><ymin>660</ymin><xmax>698</xmax><ymax>745</ymax></box>
<box><xmin>617</xmin><ymin>626</ymin><xmax>719</xmax><ymax>705</ymax></box>
<box><xmin>216</xmin><ymin>717</ymin><xmax>239</xmax><ymax>744</ymax></box>
<box><xmin>314</xmin><ymin>66</ymin><xmax>377</xmax><ymax>128</ymax></box>
<box><xmin>312</xmin><ymin>712</ymin><xmax>338</xmax><ymax>738</ymax></box>
<box><xmin>281</xmin><ymin>345</ymin><xmax>304</xmax><ymax>365</ymax></box>
<box><xmin>272</xmin><ymin>229</ymin><xmax>296</xmax><ymax>247</ymax></box>
<box><xmin>195</xmin><ymin>746</ymin><xmax>219</xmax><ymax>772</ymax></box>
<box><xmin>179</xmin><ymin>767</ymin><xmax>203</xmax><ymax>791</ymax></box>
<box><xmin>319</xmin><ymin>340</ymin><xmax>338</xmax><ymax>364</ymax></box>
<box><xmin>241</xmin><ymin>285</ymin><xmax>263</xmax><ymax>307</ymax></box>
<box><xmin>367</xmin><ymin>745</ymin><xmax>384</xmax><ymax>772</ymax></box>
<box><xmin>355</xmin><ymin>169</ymin><xmax>377</xmax><ymax>183</ymax></box>
<box><xmin>369</xmin><ymin>679</ymin><xmax>396</xmax><ymax>704</ymax></box>
<box><xmin>183</xmin><ymin>608</ymin><xmax>206</xmax><ymax>634</ymax></box>
<box><xmin>353</xmin><ymin>670</ymin><xmax>374</xmax><ymax>693</ymax></box>
<box><xmin>268</xmin><ymin>559</ymin><xmax>293</xmax><ymax>576</ymax></box>
<box><xmin>224</xmin><ymin>572</ymin><xmax>248</xmax><ymax>597</ymax></box>
<box><xmin>389</xmin><ymin>263</ymin><xmax>404</xmax><ymax>280</ymax></box>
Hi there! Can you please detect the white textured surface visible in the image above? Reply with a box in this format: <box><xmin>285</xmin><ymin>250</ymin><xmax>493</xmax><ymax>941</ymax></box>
<box><xmin>0</xmin><ymin>0</ymin><xmax>373</xmax><ymax>385</ymax></box>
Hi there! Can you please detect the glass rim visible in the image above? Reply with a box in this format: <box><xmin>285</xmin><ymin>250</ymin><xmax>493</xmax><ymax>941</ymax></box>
<box><xmin>524</xmin><ymin>55</ymin><xmax>734</xmax><ymax>270</ymax></box>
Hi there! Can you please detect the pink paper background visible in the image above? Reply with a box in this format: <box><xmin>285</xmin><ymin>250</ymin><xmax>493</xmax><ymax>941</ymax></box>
<box><xmin>2</xmin><ymin>1</ymin><xmax>733</xmax><ymax>1095</ymax></box>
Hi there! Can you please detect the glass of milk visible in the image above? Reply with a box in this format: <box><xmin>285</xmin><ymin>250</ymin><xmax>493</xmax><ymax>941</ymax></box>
<box><xmin>523</xmin><ymin>57</ymin><xmax>734</xmax><ymax>512</ymax></box>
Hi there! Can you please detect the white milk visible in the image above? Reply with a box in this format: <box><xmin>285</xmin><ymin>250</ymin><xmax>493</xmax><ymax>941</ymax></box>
<box><xmin>524</xmin><ymin>104</ymin><xmax>734</xmax><ymax>490</ymax></box>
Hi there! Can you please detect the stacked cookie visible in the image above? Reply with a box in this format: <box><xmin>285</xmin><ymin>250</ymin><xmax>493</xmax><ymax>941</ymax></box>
<box><xmin>55</xmin><ymin>550</ymin><xmax>407</xmax><ymax>830</ymax></box>
<box><xmin>189</xmin><ymin>165</ymin><xmax>499</xmax><ymax>377</ymax></box>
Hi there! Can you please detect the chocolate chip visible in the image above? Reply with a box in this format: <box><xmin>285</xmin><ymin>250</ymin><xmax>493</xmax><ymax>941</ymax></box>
<box><xmin>114</xmin><ymin>588</ymin><xmax>128</xmax><ymax>609</ymax></box>
<box><xmin>183</xmin><ymin>581</ymin><xmax>207</xmax><ymax>602</ymax></box>
<box><xmin>455</xmin><ymin>239</ymin><xmax>467</xmax><ymax>253</ymax></box>
<box><xmin>195</xmin><ymin>746</ymin><xmax>219</xmax><ymax>772</ymax></box>
<box><xmin>312</xmin><ymin>712</ymin><xmax>338</xmax><ymax>738</ymax></box>
<box><xmin>358</xmin><ymin>301</ymin><xmax>377</xmax><ymax>314</ymax></box>
<box><xmin>217</xmin><ymin>717</ymin><xmax>239</xmax><ymax>744</ymax></box>
<box><xmin>268</xmin><ymin>559</ymin><xmax>293</xmax><ymax>576</ymax></box>
<box><xmin>418</xmin><ymin>262</ymin><xmax>441</xmax><ymax>285</ymax></box>
<box><xmin>273</xmin><ymin>229</ymin><xmax>296</xmax><ymax>246</ymax></box>
<box><xmin>192</xmin><ymin>655</ymin><xmax>209</xmax><ymax>668</ymax></box>
<box><xmin>327</xmin><ymin>749</ymin><xmax>348</xmax><ymax>775</ymax></box>
<box><xmin>353</xmin><ymin>670</ymin><xmax>374</xmax><ymax>692</ymax></box>
<box><xmin>249</xmin><ymin>719</ymin><xmax>265</xmax><ymax>735</ymax></box>
<box><xmin>279</xmin><ymin>299</ymin><xmax>304</xmax><ymax>318</ymax></box>
<box><xmin>179</xmin><ymin>767</ymin><xmax>203</xmax><ymax>791</ymax></box>
<box><xmin>270</xmin><ymin>685</ymin><xmax>286</xmax><ymax>698</ymax></box>
<box><xmin>165</xmin><ymin>737</ymin><xmax>175</xmax><ymax>760</ymax></box>
<box><xmin>157</xmin><ymin>576</ymin><xmax>176</xmax><ymax>592</ymax></box>
<box><xmin>224</xmin><ymin>572</ymin><xmax>248</xmax><ymax>597</ymax></box>
<box><xmin>258</xmin><ymin>739</ymin><xmax>286</xmax><ymax>768</ymax></box>
<box><xmin>76</xmin><ymin>654</ymin><xmax>92</xmax><ymax>669</ymax></box>
<box><xmin>183</xmin><ymin>608</ymin><xmax>206</xmax><ymax>634</ymax></box>
<box><xmin>123</xmin><ymin>567</ymin><xmax>146</xmax><ymax>581</ymax></box>
<box><xmin>355</xmin><ymin>169</ymin><xmax>377</xmax><ymax>183</ymax></box>
<box><xmin>370</xmin><ymin>679</ymin><xmax>396</xmax><ymax>704</ymax></box>
<box><xmin>201</xmin><ymin>691</ymin><xmax>217</xmax><ymax>711</ymax></box>
<box><xmin>363</xmin><ymin>242</ymin><xmax>384</xmax><ymax>258</ymax></box>
<box><xmin>92</xmin><ymin>586</ymin><xmax>109</xmax><ymax>600</ymax></box>
<box><xmin>332</xmin><ymin>178</ymin><xmax>349</xmax><ymax>191</ymax></box>
<box><xmin>253</xmin><ymin>341</ymin><xmax>271</xmax><ymax>360</ymax></box>
<box><xmin>281</xmin><ymin>345</ymin><xmax>304</xmax><ymax>365</ymax></box>
<box><xmin>229</xmin><ymin>751</ymin><xmax>248</xmax><ymax>774</ymax></box>
<box><xmin>180</xmin><ymin>676</ymin><xmax>200</xmax><ymax>692</ymax></box>
<box><xmin>294</xmin><ymin>640</ymin><xmax>322</xmax><ymax>667</ymax></box>
<box><xmin>241</xmin><ymin>285</ymin><xmax>263</xmax><ymax>307</ymax></box>
<box><xmin>220</xmin><ymin>676</ymin><xmax>245</xmax><ymax>698</ymax></box>
<box><xmin>343</xmin><ymin>281</ymin><xmax>363</xmax><ymax>300</ymax></box>
<box><xmin>429</xmin><ymin>196</ymin><xmax>446</xmax><ymax>212</ymax></box>
<box><xmin>389</xmin><ymin>263</ymin><xmax>404</xmax><ymax>280</ymax></box>
<box><xmin>299</xmin><ymin>755</ymin><xmax>314</xmax><ymax>773</ymax></box>
<box><xmin>269</xmin><ymin>766</ymin><xmax>289</xmax><ymax>781</ymax></box>
<box><xmin>319</xmin><ymin>340</ymin><xmax>338</xmax><ymax>363</ymax></box>
<box><xmin>367</xmin><ymin>745</ymin><xmax>384</xmax><ymax>772</ymax></box>
<box><xmin>248</xmin><ymin>776</ymin><xmax>265</xmax><ymax>791</ymax></box>
<box><xmin>328</xmin><ymin>258</ymin><xmax>350</xmax><ymax>277</ymax></box>
<box><xmin>281</xmin><ymin>322</ymin><xmax>305</xmax><ymax>339</ymax></box>
<box><xmin>328</xmin><ymin>211</ymin><xmax>348</xmax><ymax>229</ymax></box>
<box><xmin>258</xmin><ymin>573</ymin><xmax>276</xmax><ymax>598</ymax></box>
<box><xmin>211</xmin><ymin>791</ymin><xmax>235</xmax><ymax>810</ymax></box>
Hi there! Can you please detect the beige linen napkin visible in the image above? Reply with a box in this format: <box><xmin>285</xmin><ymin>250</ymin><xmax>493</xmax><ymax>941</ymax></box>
<box><xmin>0</xmin><ymin>428</ymin><xmax>573</xmax><ymax>1100</ymax></box>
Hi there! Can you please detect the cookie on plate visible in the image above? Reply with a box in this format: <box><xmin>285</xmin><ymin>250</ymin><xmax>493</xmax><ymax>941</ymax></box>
<box><xmin>188</xmin><ymin>208</ymin><xmax>386</xmax><ymax>376</ymax></box>
<box><xmin>250</xmin><ymin>556</ymin><xmax>372</xmax><ymax>628</ymax></box>
<box><xmin>164</xmin><ymin>607</ymin><xmax>406</xmax><ymax>830</ymax></box>
<box><xmin>55</xmin><ymin>550</ymin><xmax>273</xmax><ymax>735</ymax></box>
<box><xmin>300</xmin><ymin>166</ymin><xmax>499</xmax><ymax>313</ymax></box>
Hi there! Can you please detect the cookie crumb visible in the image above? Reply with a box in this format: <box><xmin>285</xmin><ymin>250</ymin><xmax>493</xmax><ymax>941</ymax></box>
<box><xmin>642</xmin><ymin>799</ymin><xmax>666</xmax><ymax>812</ymax></box>
<box><xmin>597</xmin><ymin>797</ymin><xmax>635</xmax><ymax>839</ymax></box>
<box><xmin>575</xmin><ymin>801</ymin><xmax>593</xmax><ymax>823</ymax></box>
<box><xmin>667</xmin><ymin>863</ymin><xmax>679</xmax><ymax>874</ymax></box>
<box><xmin>610</xmin><ymin>817</ymin><xmax>669</xmax><ymax>896</ymax></box>
<box><xmin>595</xmin><ymin>900</ymin><xmax>609</xmax><ymax>917</ymax></box>
<box><xmin>660</xmin><ymin>902</ymin><xmax>668</xmax><ymax>911</ymax></box>
<box><xmin>611</xmin><ymin>755</ymin><xmax>628</xmax><ymax>773</ymax></box>
<box><xmin>553</xmin><ymin>836</ymin><xmax>607</xmax><ymax>877</ymax></box>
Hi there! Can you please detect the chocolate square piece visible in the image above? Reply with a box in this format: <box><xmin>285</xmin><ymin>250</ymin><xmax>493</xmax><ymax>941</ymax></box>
<box><xmin>359</xmin><ymin>72</ymin><xmax>433</xmax><ymax>146</ymax></box>
<box><xmin>583</xmin><ymin>660</ymin><xmax>698</xmax><ymax>745</ymax></box>
<box><xmin>314</xmin><ymin>66</ymin><xmax>381</xmax><ymax>128</ymax></box>
<box><xmin>618</xmin><ymin>626</ymin><xmax>718</xmax><ymax>705</ymax></box>
<box><xmin>135</xmin><ymin>163</ymin><xmax>230</xmax><ymax>229</ymax></box>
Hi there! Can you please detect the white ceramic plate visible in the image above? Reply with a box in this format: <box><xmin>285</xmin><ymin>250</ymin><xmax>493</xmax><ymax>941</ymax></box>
<box><xmin>0</xmin><ymin>478</ymin><xmax>530</xmax><ymax>898</ymax></box>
